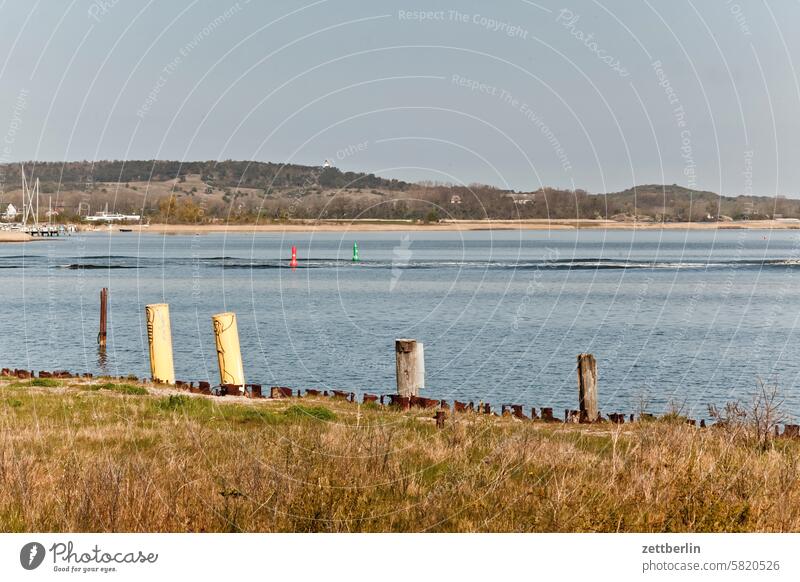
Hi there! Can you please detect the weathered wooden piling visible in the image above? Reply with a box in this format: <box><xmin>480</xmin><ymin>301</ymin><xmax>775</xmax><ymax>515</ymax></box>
<box><xmin>98</xmin><ymin>288</ymin><xmax>108</xmax><ymax>347</ymax></box>
<box><xmin>212</xmin><ymin>312</ymin><xmax>245</xmax><ymax>392</ymax></box>
<box><xmin>577</xmin><ymin>353</ymin><xmax>598</xmax><ymax>422</ymax></box>
<box><xmin>145</xmin><ymin>303</ymin><xmax>175</xmax><ymax>384</ymax></box>
<box><xmin>395</xmin><ymin>338</ymin><xmax>424</xmax><ymax>397</ymax></box>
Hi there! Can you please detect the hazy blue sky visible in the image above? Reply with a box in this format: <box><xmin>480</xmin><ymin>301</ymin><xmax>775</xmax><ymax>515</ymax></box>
<box><xmin>1</xmin><ymin>0</ymin><xmax>798</xmax><ymax>196</ymax></box>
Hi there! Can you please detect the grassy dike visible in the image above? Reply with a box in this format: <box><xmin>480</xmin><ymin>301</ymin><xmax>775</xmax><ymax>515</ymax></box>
<box><xmin>1</xmin><ymin>377</ymin><xmax>799</xmax><ymax>533</ymax></box>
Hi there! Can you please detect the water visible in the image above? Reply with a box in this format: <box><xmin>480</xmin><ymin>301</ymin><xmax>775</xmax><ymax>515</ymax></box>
<box><xmin>2</xmin><ymin>228</ymin><xmax>800</xmax><ymax>419</ymax></box>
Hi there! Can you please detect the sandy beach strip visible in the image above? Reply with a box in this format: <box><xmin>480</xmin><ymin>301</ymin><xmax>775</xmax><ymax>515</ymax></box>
<box><xmin>120</xmin><ymin>219</ymin><xmax>800</xmax><ymax>234</ymax></box>
<box><xmin>6</xmin><ymin>220</ymin><xmax>797</xmax><ymax>239</ymax></box>
<box><xmin>0</xmin><ymin>231</ymin><xmax>33</xmax><ymax>242</ymax></box>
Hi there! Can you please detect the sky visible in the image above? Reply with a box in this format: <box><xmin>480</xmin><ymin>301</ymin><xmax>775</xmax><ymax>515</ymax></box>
<box><xmin>1</xmin><ymin>0</ymin><xmax>798</xmax><ymax>196</ymax></box>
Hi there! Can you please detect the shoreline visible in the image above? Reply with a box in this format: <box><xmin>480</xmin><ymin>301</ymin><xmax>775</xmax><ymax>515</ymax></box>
<box><xmin>127</xmin><ymin>219</ymin><xmax>800</xmax><ymax>234</ymax></box>
<box><xmin>5</xmin><ymin>219</ymin><xmax>799</xmax><ymax>241</ymax></box>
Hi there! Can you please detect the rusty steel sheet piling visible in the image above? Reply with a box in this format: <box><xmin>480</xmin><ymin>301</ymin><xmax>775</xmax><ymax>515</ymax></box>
<box><xmin>410</xmin><ymin>395</ymin><xmax>440</xmax><ymax>409</ymax></box>
<box><xmin>435</xmin><ymin>410</ymin><xmax>446</xmax><ymax>429</ymax></box>
<box><xmin>541</xmin><ymin>407</ymin><xmax>557</xmax><ymax>422</ymax></box>
<box><xmin>608</xmin><ymin>413</ymin><xmax>625</xmax><ymax>424</ymax></box>
<box><xmin>387</xmin><ymin>394</ymin><xmax>411</xmax><ymax>410</ymax></box>
<box><xmin>245</xmin><ymin>384</ymin><xmax>262</xmax><ymax>398</ymax></box>
<box><xmin>270</xmin><ymin>386</ymin><xmax>293</xmax><ymax>399</ymax></box>
<box><xmin>783</xmin><ymin>424</ymin><xmax>800</xmax><ymax>438</ymax></box>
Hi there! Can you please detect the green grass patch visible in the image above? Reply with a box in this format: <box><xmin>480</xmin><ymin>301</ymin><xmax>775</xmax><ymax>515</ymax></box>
<box><xmin>225</xmin><ymin>406</ymin><xmax>284</xmax><ymax>425</ymax></box>
<box><xmin>157</xmin><ymin>394</ymin><xmax>192</xmax><ymax>411</ymax></box>
<box><xmin>284</xmin><ymin>404</ymin><xmax>336</xmax><ymax>422</ymax></box>
<box><xmin>30</xmin><ymin>378</ymin><xmax>60</xmax><ymax>388</ymax></box>
<box><xmin>5</xmin><ymin>378</ymin><xmax>60</xmax><ymax>388</ymax></box>
<box><xmin>419</xmin><ymin>461</ymin><xmax>448</xmax><ymax>485</ymax></box>
<box><xmin>84</xmin><ymin>382</ymin><xmax>148</xmax><ymax>396</ymax></box>
<box><xmin>155</xmin><ymin>394</ymin><xmax>212</xmax><ymax>415</ymax></box>
<box><xmin>113</xmin><ymin>385</ymin><xmax>148</xmax><ymax>396</ymax></box>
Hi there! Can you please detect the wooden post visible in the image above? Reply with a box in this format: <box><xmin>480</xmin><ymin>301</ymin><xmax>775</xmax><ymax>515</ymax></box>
<box><xmin>145</xmin><ymin>303</ymin><xmax>175</xmax><ymax>384</ymax></box>
<box><xmin>212</xmin><ymin>312</ymin><xmax>245</xmax><ymax>391</ymax></box>
<box><xmin>98</xmin><ymin>288</ymin><xmax>108</xmax><ymax>348</ymax></box>
<box><xmin>577</xmin><ymin>353</ymin><xmax>598</xmax><ymax>422</ymax></box>
<box><xmin>395</xmin><ymin>338</ymin><xmax>424</xmax><ymax>397</ymax></box>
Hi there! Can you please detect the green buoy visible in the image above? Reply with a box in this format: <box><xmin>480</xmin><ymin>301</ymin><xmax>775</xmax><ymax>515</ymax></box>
<box><xmin>352</xmin><ymin>241</ymin><xmax>359</xmax><ymax>262</ymax></box>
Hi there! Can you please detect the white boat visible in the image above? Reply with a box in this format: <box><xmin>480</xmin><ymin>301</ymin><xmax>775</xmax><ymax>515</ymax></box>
<box><xmin>84</xmin><ymin>204</ymin><xmax>141</xmax><ymax>223</ymax></box>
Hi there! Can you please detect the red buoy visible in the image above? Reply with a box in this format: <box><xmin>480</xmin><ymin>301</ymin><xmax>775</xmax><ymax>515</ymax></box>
<box><xmin>290</xmin><ymin>245</ymin><xmax>298</xmax><ymax>268</ymax></box>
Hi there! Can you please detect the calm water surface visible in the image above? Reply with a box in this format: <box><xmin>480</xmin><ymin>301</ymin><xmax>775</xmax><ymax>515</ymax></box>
<box><xmin>2</xmin><ymin>228</ymin><xmax>800</xmax><ymax>418</ymax></box>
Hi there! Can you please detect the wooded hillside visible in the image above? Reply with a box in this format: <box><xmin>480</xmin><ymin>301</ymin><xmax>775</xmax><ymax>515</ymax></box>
<box><xmin>0</xmin><ymin>161</ymin><xmax>794</xmax><ymax>223</ymax></box>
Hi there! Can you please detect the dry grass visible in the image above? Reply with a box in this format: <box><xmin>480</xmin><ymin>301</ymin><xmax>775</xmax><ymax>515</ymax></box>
<box><xmin>1</xmin><ymin>378</ymin><xmax>799</xmax><ymax>532</ymax></box>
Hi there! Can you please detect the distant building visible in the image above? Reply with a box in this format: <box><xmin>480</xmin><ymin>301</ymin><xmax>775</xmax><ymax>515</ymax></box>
<box><xmin>505</xmin><ymin>193</ymin><xmax>535</xmax><ymax>205</ymax></box>
<box><xmin>450</xmin><ymin>194</ymin><xmax>462</xmax><ymax>204</ymax></box>
<box><xmin>323</xmin><ymin>159</ymin><xmax>333</xmax><ymax>168</ymax></box>
<box><xmin>2</xmin><ymin>203</ymin><xmax>18</xmax><ymax>221</ymax></box>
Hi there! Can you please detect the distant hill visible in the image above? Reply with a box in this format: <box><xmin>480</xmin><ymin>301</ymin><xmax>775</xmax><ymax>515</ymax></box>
<box><xmin>0</xmin><ymin>160</ymin><xmax>410</xmax><ymax>191</ymax></box>
<box><xmin>602</xmin><ymin>184</ymin><xmax>793</xmax><ymax>222</ymax></box>
<box><xmin>0</xmin><ymin>161</ymin><xmax>795</xmax><ymax>223</ymax></box>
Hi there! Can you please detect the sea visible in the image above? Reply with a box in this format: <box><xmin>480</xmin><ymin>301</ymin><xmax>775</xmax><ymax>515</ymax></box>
<box><xmin>2</xmin><ymin>228</ymin><xmax>800</xmax><ymax>419</ymax></box>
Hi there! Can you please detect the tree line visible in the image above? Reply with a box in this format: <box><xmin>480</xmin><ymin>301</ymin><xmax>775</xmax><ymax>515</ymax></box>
<box><xmin>1</xmin><ymin>161</ymin><xmax>795</xmax><ymax>223</ymax></box>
